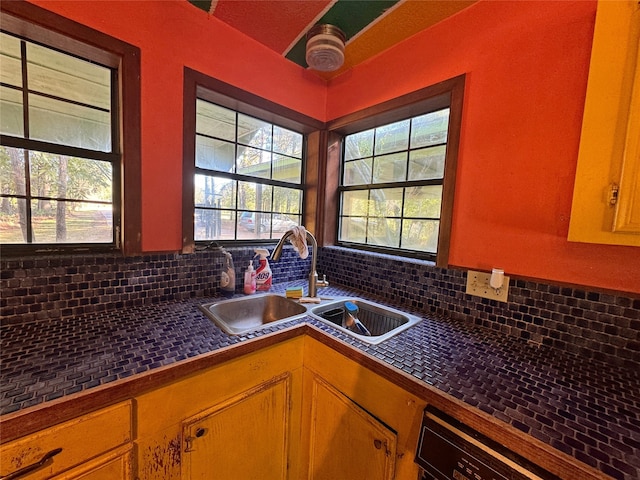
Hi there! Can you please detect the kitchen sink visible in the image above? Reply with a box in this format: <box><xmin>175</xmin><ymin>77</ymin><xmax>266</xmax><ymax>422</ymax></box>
<box><xmin>199</xmin><ymin>294</ymin><xmax>308</xmax><ymax>335</ymax></box>
<box><xmin>309</xmin><ymin>298</ymin><xmax>421</xmax><ymax>345</ymax></box>
<box><xmin>200</xmin><ymin>294</ymin><xmax>421</xmax><ymax>344</ymax></box>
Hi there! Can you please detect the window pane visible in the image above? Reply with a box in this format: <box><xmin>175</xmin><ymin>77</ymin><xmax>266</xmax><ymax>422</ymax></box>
<box><xmin>408</xmin><ymin>146</ymin><xmax>446</xmax><ymax>181</ymax></box>
<box><xmin>273</xmin><ymin>126</ymin><xmax>302</xmax><ymax>158</ymax></box>
<box><xmin>344</xmin><ymin>129</ymin><xmax>373</xmax><ymax>160</ymax></box>
<box><xmin>0</xmin><ymin>147</ymin><xmax>25</xmax><ymax>195</ymax></box>
<box><xmin>193</xmin><ymin>97</ymin><xmax>305</xmax><ymax>242</ymax></box>
<box><xmin>375</xmin><ymin>119</ymin><xmax>409</xmax><ymax>155</ymax></box>
<box><xmin>410</xmin><ymin>109</ymin><xmax>449</xmax><ymax>148</ymax></box>
<box><xmin>273</xmin><ymin>186</ymin><xmax>301</xmax><ymax>214</ymax></box>
<box><xmin>0</xmin><ymin>33</ymin><xmax>22</xmax><ymax>87</ymax></box>
<box><xmin>29</xmin><ymin>94</ymin><xmax>111</xmax><ymax>152</ymax></box>
<box><xmin>343</xmin><ymin>158</ymin><xmax>372</xmax><ymax>186</ymax></box>
<box><xmin>238</xmin><ymin>114</ymin><xmax>272</xmax><ymax>150</ymax></box>
<box><xmin>0</xmin><ymin>198</ymin><xmax>27</xmax><ymax>243</ymax></box>
<box><xmin>370</xmin><ymin>188</ymin><xmax>403</xmax><ymax>217</ymax></box>
<box><xmin>31</xmin><ymin>199</ymin><xmax>112</xmax><ymax>243</ymax></box>
<box><xmin>272</xmin><ymin>154</ymin><xmax>301</xmax><ymax>183</ymax></box>
<box><xmin>196</xmin><ymin>135</ymin><xmax>235</xmax><ymax>172</ymax></box>
<box><xmin>238</xmin><ymin>211</ymin><xmax>268</xmax><ymax>235</ymax></box>
<box><xmin>195</xmin><ymin>175</ymin><xmax>236</xmax><ymax>209</ymax></box>
<box><xmin>339</xmin><ymin>217</ymin><xmax>367</xmax><ymax>243</ymax></box>
<box><xmin>373</xmin><ymin>152</ymin><xmax>407</xmax><ymax>184</ymax></box>
<box><xmin>29</xmin><ymin>153</ymin><xmax>112</xmax><ymax>202</ymax></box>
<box><xmin>269</xmin><ymin>213</ymin><xmax>299</xmax><ymax>234</ymax></box>
<box><xmin>404</xmin><ymin>185</ymin><xmax>442</xmax><ymax>219</ymax></box>
<box><xmin>196</xmin><ymin>100</ymin><xmax>236</xmax><ymax>141</ymax></box>
<box><xmin>402</xmin><ymin>219</ymin><xmax>439</xmax><ymax>253</ymax></box>
<box><xmin>27</xmin><ymin>43</ymin><xmax>111</xmax><ymax>110</ymax></box>
<box><xmin>238</xmin><ymin>181</ymin><xmax>273</xmax><ymax>212</ymax></box>
<box><xmin>369</xmin><ymin>218</ymin><xmax>400</xmax><ymax>248</ymax></box>
<box><xmin>341</xmin><ymin>190</ymin><xmax>369</xmax><ymax>216</ymax></box>
<box><xmin>0</xmin><ymin>86</ymin><xmax>24</xmax><ymax>137</ymax></box>
<box><xmin>236</xmin><ymin>146</ymin><xmax>271</xmax><ymax>179</ymax></box>
<box><xmin>195</xmin><ymin>208</ymin><xmax>235</xmax><ymax>241</ymax></box>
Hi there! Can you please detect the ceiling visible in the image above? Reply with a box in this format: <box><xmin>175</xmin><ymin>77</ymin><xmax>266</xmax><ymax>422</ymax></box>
<box><xmin>186</xmin><ymin>0</ymin><xmax>477</xmax><ymax>79</ymax></box>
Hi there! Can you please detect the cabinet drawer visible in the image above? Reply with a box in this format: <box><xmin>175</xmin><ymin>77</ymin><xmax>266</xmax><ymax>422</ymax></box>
<box><xmin>0</xmin><ymin>401</ymin><xmax>132</xmax><ymax>479</ymax></box>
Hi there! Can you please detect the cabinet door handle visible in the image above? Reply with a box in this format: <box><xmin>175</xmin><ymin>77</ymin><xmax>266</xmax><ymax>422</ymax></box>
<box><xmin>184</xmin><ymin>428</ymin><xmax>207</xmax><ymax>452</ymax></box>
<box><xmin>1</xmin><ymin>448</ymin><xmax>63</xmax><ymax>480</ymax></box>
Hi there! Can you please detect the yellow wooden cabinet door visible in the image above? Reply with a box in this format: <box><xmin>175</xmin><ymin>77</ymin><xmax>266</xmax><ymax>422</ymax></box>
<box><xmin>569</xmin><ymin>0</ymin><xmax>640</xmax><ymax>245</ymax></box>
<box><xmin>181</xmin><ymin>373</ymin><xmax>291</xmax><ymax>480</ymax></box>
<box><xmin>307</xmin><ymin>375</ymin><xmax>397</xmax><ymax>480</ymax></box>
<box><xmin>614</xmin><ymin>33</ymin><xmax>640</xmax><ymax>233</ymax></box>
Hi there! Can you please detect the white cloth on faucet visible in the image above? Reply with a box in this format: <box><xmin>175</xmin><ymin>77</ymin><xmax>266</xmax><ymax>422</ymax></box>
<box><xmin>289</xmin><ymin>225</ymin><xmax>308</xmax><ymax>259</ymax></box>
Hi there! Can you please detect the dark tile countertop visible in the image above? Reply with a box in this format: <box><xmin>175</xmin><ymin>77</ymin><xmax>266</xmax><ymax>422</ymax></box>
<box><xmin>1</xmin><ymin>281</ymin><xmax>639</xmax><ymax>480</ymax></box>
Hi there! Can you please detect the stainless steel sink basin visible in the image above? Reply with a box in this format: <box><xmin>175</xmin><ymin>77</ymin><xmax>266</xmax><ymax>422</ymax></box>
<box><xmin>200</xmin><ymin>294</ymin><xmax>308</xmax><ymax>335</ymax></box>
<box><xmin>310</xmin><ymin>298</ymin><xmax>421</xmax><ymax>345</ymax></box>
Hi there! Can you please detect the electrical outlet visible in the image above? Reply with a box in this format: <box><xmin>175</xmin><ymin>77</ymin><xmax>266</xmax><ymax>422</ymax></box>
<box><xmin>465</xmin><ymin>270</ymin><xmax>510</xmax><ymax>302</ymax></box>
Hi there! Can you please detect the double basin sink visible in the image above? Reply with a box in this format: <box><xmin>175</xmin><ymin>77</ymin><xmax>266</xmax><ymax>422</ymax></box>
<box><xmin>199</xmin><ymin>294</ymin><xmax>421</xmax><ymax>345</ymax></box>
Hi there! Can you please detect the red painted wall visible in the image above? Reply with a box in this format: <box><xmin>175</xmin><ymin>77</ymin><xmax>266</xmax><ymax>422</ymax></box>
<box><xmin>28</xmin><ymin>0</ymin><xmax>639</xmax><ymax>293</ymax></box>
<box><xmin>327</xmin><ymin>0</ymin><xmax>640</xmax><ymax>294</ymax></box>
<box><xmin>29</xmin><ymin>0</ymin><xmax>327</xmax><ymax>253</ymax></box>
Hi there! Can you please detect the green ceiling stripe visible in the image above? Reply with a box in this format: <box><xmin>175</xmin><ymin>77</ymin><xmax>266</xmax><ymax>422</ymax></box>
<box><xmin>286</xmin><ymin>0</ymin><xmax>400</xmax><ymax>67</ymax></box>
<box><xmin>187</xmin><ymin>0</ymin><xmax>212</xmax><ymax>14</ymax></box>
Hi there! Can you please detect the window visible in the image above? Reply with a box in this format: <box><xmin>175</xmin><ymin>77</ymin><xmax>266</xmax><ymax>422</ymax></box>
<box><xmin>0</xmin><ymin>2</ymin><xmax>141</xmax><ymax>255</ymax></box>
<box><xmin>183</xmin><ymin>69</ymin><xmax>324</xmax><ymax>250</ymax></box>
<box><xmin>194</xmin><ymin>100</ymin><xmax>304</xmax><ymax>241</ymax></box>
<box><xmin>331</xmin><ymin>75</ymin><xmax>465</xmax><ymax>265</ymax></box>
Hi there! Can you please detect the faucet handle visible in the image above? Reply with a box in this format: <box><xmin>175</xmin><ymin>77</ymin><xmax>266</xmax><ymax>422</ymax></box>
<box><xmin>316</xmin><ymin>274</ymin><xmax>329</xmax><ymax>288</ymax></box>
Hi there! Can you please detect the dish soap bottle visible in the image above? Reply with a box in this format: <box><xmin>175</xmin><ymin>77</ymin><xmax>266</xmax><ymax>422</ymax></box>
<box><xmin>243</xmin><ymin>261</ymin><xmax>256</xmax><ymax>295</ymax></box>
<box><xmin>220</xmin><ymin>248</ymin><xmax>235</xmax><ymax>297</ymax></box>
<box><xmin>254</xmin><ymin>248</ymin><xmax>272</xmax><ymax>291</ymax></box>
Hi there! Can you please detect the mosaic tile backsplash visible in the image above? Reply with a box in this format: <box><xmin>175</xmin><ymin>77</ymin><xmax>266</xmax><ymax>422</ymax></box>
<box><xmin>0</xmin><ymin>245</ymin><xmax>309</xmax><ymax>326</ymax></box>
<box><xmin>317</xmin><ymin>246</ymin><xmax>640</xmax><ymax>370</ymax></box>
<box><xmin>2</xmin><ymin>245</ymin><xmax>638</xmax><ymax>369</ymax></box>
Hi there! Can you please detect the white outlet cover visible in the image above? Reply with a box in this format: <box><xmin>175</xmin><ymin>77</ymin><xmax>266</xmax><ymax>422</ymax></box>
<box><xmin>465</xmin><ymin>270</ymin><xmax>510</xmax><ymax>302</ymax></box>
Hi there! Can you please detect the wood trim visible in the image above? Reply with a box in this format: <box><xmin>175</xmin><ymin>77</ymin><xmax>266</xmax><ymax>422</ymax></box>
<box><xmin>326</xmin><ymin>75</ymin><xmax>465</xmax><ymax>134</ymax></box>
<box><xmin>182</xmin><ymin>70</ymin><xmax>198</xmax><ymax>253</ymax></box>
<box><xmin>326</xmin><ymin>74</ymin><xmax>466</xmax><ymax>266</ymax></box>
<box><xmin>0</xmin><ymin>0</ymin><xmax>142</xmax><ymax>256</ymax></box>
<box><xmin>320</xmin><ymin>131</ymin><xmax>342</xmax><ymax>246</ymax></box>
<box><xmin>304</xmin><ymin>130</ymin><xmax>322</xmax><ymax>239</ymax></box>
<box><xmin>184</xmin><ymin>68</ymin><xmax>324</xmax><ymax>134</ymax></box>
<box><xmin>436</xmin><ymin>74</ymin><xmax>465</xmax><ymax>267</ymax></box>
<box><xmin>181</xmin><ymin>67</ymin><xmax>325</xmax><ymax>252</ymax></box>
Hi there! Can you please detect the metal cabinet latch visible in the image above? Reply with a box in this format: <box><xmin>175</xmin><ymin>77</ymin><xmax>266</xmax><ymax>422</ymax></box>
<box><xmin>609</xmin><ymin>183</ymin><xmax>619</xmax><ymax>205</ymax></box>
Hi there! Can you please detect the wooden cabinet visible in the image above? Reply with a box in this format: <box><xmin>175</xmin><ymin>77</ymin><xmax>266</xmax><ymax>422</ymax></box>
<box><xmin>307</xmin><ymin>374</ymin><xmax>397</xmax><ymax>480</ymax></box>
<box><xmin>181</xmin><ymin>373</ymin><xmax>291</xmax><ymax>479</ymax></box>
<box><xmin>135</xmin><ymin>338</ymin><xmax>306</xmax><ymax>480</ymax></box>
<box><xmin>302</xmin><ymin>337</ymin><xmax>425</xmax><ymax>480</ymax></box>
<box><xmin>0</xmin><ymin>401</ymin><xmax>132</xmax><ymax>480</ymax></box>
<box><xmin>569</xmin><ymin>0</ymin><xmax>640</xmax><ymax>245</ymax></box>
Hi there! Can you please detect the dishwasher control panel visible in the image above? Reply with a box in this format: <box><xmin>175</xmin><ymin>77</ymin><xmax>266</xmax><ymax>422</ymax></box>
<box><xmin>415</xmin><ymin>406</ymin><xmax>558</xmax><ymax>480</ymax></box>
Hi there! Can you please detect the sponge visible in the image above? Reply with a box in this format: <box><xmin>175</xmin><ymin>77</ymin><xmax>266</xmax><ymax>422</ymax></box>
<box><xmin>285</xmin><ymin>287</ymin><xmax>304</xmax><ymax>298</ymax></box>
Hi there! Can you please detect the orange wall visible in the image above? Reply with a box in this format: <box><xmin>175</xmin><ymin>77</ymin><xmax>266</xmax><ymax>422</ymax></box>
<box><xmin>29</xmin><ymin>0</ymin><xmax>327</xmax><ymax>253</ymax></box>
<box><xmin>28</xmin><ymin>0</ymin><xmax>639</xmax><ymax>294</ymax></box>
<box><xmin>327</xmin><ymin>0</ymin><xmax>640</xmax><ymax>294</ymax></box>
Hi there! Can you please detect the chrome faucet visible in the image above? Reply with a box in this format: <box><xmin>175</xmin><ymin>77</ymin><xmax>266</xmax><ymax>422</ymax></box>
<box><xmin>271</xmin><ymin>229</ymin><xmax>327</xmax><ymax>298</ymax></box>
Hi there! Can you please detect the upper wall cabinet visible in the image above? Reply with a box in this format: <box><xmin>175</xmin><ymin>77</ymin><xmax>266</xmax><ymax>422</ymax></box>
<box><xmin>569</xmin><ymin>0</ymin><xmax>640</xmax><ymax>246</ymax></box>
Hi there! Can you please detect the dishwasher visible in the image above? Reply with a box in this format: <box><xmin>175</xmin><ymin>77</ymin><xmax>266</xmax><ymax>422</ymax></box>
<box><xmin>415</xmin><ymin>406</ymin><xmax>560</xmax><ymax>480</ymax></box>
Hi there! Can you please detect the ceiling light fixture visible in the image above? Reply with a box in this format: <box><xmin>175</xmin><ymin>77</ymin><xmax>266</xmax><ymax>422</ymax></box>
<box><xmin>305</xmin><ymin>24</ymin><xmax>346</xmax><ymax>72</ymax></box>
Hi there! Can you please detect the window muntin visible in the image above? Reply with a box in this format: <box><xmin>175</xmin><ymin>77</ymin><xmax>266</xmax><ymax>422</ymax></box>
<box><xmin>339</xmin><ymin>107</ymin><xmax>450</xmax><ymax>256</ymax></box>
<box><xmin>0</xmin><ymin>31</ymin><xmax>118</xmax><ymax>247</ymax></box>
<box><xmin>194</xmin><ymin>98</ymin><xmax>303</xmax><ymax>241</ymax></box>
